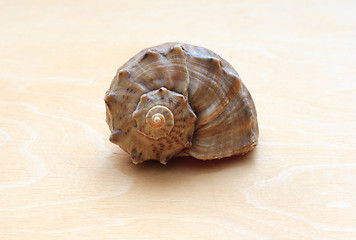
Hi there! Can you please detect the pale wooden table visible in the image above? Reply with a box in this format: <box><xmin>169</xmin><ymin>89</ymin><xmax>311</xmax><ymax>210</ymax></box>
<box><xmin>0</xmin><ymin>0</ymin><xmax>355</xmax><ymax>239</ymax></box>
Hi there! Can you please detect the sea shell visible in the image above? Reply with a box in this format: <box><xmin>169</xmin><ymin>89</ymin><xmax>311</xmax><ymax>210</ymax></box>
<box><xmin>105</xmin><ymin>42</ymin><xmax>259</xmax><ymax>164</ymax></box>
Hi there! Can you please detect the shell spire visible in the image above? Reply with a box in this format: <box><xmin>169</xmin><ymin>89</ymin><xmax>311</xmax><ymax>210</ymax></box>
<box><xmin>105</xmin><ymin>42</ymin><xmax>258</xmax><ymax>164</ymax></box>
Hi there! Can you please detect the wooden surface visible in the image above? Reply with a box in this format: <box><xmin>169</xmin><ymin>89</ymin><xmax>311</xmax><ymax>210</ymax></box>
<box><xmin>0</xmin><ymin>0</ymin><xmax>355</xmax><ymax>239</ymax></box>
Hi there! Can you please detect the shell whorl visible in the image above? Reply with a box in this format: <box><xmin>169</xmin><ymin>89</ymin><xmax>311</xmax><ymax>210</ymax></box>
<box><xmin>105</xmin><ymin>42</ymin><xmax>259</xmax><ymax>164</ymax></box>
<box><xmin>132</xmin><ymin>87</ymin><xmax>196</xmax><ymax>143</ymax></box>
<box><xmin>146</xmin><ymin>107</ymin><xmax>171</xmax><ymax>131</ymax></box>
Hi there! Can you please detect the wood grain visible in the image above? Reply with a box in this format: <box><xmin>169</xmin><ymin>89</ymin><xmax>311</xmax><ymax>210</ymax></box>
<box><xmin>0</xmin><ymin>0</ymin><xmax>355</xmax><ymax>239</ymax></box>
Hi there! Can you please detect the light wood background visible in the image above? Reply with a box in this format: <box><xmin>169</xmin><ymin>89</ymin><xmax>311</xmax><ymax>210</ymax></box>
<box><xmin>1</xmin><ymin>0</ymin><xmax>355</xmax><ymax>239</ymax></box>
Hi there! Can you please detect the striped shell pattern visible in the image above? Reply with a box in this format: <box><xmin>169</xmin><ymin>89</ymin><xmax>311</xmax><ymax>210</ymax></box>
<box><xmin>105</xmin><ymin>42</ymin><xmax>258</xmax><ymax>164</ymax></box>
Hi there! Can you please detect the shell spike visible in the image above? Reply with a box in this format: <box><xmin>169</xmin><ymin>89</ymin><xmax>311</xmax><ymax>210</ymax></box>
<box><xmin>118</xmin><ymin>69</ymin><xmax>130</xmax><ymax>79</ymax></box>
<box><xmin>109</xmin><ymin>129</ymin><xmax>122</xmax><ymax>143</ymax></box>
<box><xmin>104</xmin><ymin>92</ymin><xmax>117</xmax><ymax>110</ymax></box>
<box><xmin>159</xmin><ymin>156</ymin><xmax>167</xmax><ymax>165</ymax></box>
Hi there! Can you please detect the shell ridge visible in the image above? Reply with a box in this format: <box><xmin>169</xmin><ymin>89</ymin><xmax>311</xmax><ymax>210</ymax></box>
<box><xmin>125</xmin><ymin>45</ymin><xmax>189</xmax><ymax>95</ymax></box>
<box><xmin>185</xmin><ymin>54</ymin><xmax>242</xmax><ymax>126</ymax></box>
<box><xmin>116</xmin><ymin>69</ymin><xmax>149</xmax><ymax>94</ymax></box>
<box><xmin>186</xmin><ymin>83</ymin><xmax>258</xmax><ymax>159</ymax></box>
<box><xmin>163</xmin><ymin>44</ymin><xmax>190</xmax><ymax>95</ymax></box>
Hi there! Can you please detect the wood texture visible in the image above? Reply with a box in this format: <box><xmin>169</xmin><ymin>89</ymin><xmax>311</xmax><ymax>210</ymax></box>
<box><xmin>0</xmin><ymin>0</ymin><xmax>355</xmax><ymax>239</ymax></box>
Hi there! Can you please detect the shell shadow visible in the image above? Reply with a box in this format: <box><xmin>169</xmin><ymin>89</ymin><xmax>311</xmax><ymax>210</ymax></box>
<box><xmin>109</xmin><ymin>148</ymin><xmax>258</xmax><ymax>183</ymax></box>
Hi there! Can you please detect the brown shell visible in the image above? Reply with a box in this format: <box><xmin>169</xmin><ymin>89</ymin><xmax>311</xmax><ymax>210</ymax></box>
<box><xmin>105</xmin><ymin>42</ymin><xmax>259</xmax><ymax>164</ymax></box>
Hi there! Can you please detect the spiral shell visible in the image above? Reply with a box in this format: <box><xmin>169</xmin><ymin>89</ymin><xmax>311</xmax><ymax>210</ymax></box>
<box><xmin>105</xmin><ymin>42</ymin><xmax>258</xmax><ymax>164</ymax></box>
